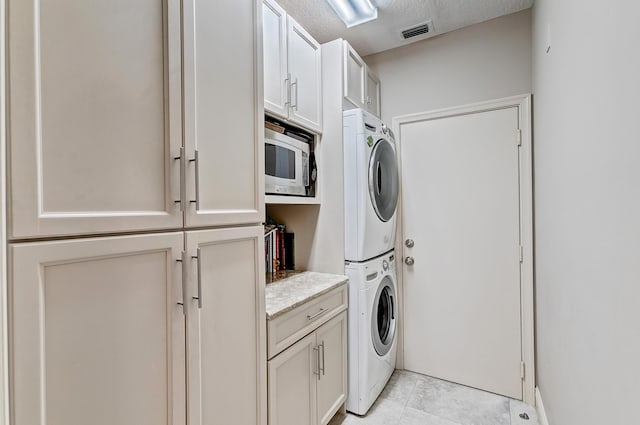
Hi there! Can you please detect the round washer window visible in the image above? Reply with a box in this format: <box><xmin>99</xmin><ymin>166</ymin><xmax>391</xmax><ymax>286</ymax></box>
<box><xmin>368</xmin><ymin>139</ymin><xmax>399</xmax><ymax>222</ymax></box>
<box><xmin>371</xmin><ymin>276</ymin><xmax>397</xmax><ymax>356</ymax></box>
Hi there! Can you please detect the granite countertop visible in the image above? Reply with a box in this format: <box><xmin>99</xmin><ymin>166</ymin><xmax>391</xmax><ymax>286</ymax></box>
<box><xmin>265</xmin><ymin>271</ymin><xmax>348</xmax><ymax>320</ymax></box>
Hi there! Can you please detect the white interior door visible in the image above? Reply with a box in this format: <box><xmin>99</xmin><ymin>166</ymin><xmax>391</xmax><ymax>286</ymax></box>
<box><xmin>400</xmin><ymin>106</ymin><xmax>523</xmax><ymax>399</ymax></box>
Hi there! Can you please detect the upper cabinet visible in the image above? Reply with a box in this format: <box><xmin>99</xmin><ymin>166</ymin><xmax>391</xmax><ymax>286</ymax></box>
<box><xmin>7</xmin><ymin>0</ymin><xmax>264</xmax><ymax>239</ymax></box>
<box><xmin>263</xmin><ymin>0</ymin><xmax>322</xmax><ymax>133</ymax></box>
<box><xmin>182</xmin><ymin>0</ymin><xmax>264</xmax><ymax>228</ymax></box>
<box><xmin>7</xmin><ymin>0</ymin><xmax>184</xmax><ymax>238</ymax></box>
<box><xmin>365</xmin><ymin>68</ymin><xmax>381</xmax><ymax>117</ymax></box>
<box><xmin>343</xmin><ymin>41</ymin><xmax>380</xmax><ymax>117</ymax></box>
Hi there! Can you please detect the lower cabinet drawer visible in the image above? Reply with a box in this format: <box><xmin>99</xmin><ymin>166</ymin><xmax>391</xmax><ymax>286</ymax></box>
<box><xmin>268</xmin><ymin>284</ymin><xmax>347</xmax><ymax>359</ymax></box>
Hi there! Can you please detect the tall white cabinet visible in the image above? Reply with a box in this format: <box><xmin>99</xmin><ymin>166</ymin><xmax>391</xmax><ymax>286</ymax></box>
<box><xmin>4</xmin><ymin>1</ymin><xmax>266</xmax><ymax>425</ymax></box>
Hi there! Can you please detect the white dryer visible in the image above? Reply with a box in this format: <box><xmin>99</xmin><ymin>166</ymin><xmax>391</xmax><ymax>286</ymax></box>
<box><xmin>343</xmin><ymin>109</ymin><xmax>399</xmax><ymax>262</ymax></box>
<box><xmin>345</xmin><ymin>250</ymin><xmax>398</xmax><ymax>415</ymax></box>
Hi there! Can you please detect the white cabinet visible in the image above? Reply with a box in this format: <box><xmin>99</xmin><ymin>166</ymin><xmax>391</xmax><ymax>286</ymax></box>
<box><xmin>365</xmin><ymin>68</ymin><xmax>381</xmax><ymax>117</ymax></box>
<box><xmin>7</xmin><ymin>0</ymin><xmax>184</xmax><ymax>238</ymax></box>
<box><xmin>7</xmin><ymin>0</ymin><xmax>263</xmax><ymax>238</ymax></box>
<box><xmin>268</xmin><ymin>333</ymin><xmax>317</xmax><ymax>425</ymax></box>
<box><xmin>263</xmin><ymin>0</ymin><xmax>322</xmax><ymax>133</ymax></box>
<box><xmin>267</xmin><ymin>285</ymin><xmax>347</xmax><ymax>425</ymax></box>
<box><xmin>10</xmin><ymin>226</ymin><xmax>266</xmax><ymax>425</ymax></box>
<box><xmin>183</xmin><ymin>0</ymin><xmax>264</xmax><ymax>228</ymax></box>
<box><xmin>315</xmin><ymin>313</ymin><xmax>348</xmax><ymax>425</ymax></box>
<box><xmin>343</xmin><ymin>43</ymin><xmax>366</xmax><ymax>111</ymax></box>
<box><xmin>263</xmin><ymin>0</ymin><xmax>289</xmax><ymax>117</ymax></box>
<box><xmin>342</xmin><ymin>41</ymin><xmax>381</xmax><ymax>117</ymax></box>
<box><xmin>186</xmin><ymin>226</ymin><xmax>266</xmax><ymax>425</ymax></box>
<box><xmin>10</xmin><ymin>233</ymin><xmax>187</xmax><ymax>425</ymax></box>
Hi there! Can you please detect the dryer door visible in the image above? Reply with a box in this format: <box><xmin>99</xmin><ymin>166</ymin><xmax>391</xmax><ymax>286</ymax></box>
<box><xmin>368</xmin><ymin>138</ymin><xmax>399</xmax><ymax>222</ymax></box>
<box><xmin>371</xmin><ymin>276</ymin><xmax>397</xmax><ymax>356</ymax></box>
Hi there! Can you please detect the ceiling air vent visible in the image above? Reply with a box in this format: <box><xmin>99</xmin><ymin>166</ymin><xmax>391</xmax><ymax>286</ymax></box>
<box><xmin>401</xmin><ymin>20</ymin><xmax>434</xmax><ymax>40</ymax></box>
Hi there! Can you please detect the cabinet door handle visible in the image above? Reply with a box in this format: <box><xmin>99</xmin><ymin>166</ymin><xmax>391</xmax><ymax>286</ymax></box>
<box><xmin>320</xmin><ymin>341</ymin><xmax>325</xmax><ymax>376</ymax></box>
<box><xmin>189</xmin><ymin>149</ymin><xmax>199</xmax><ymax>210</ymax></box>
<box><xmin>285</xmin><ymin>73</ymin><xmax>291</xmax><ymax>107</ymax></box>
<box><xmin>307</xmin><ymin>308</ymin><xmax>327</xmax><ymax>321</ymax></box>
<box><xmin>192</xmin><ymin>247</ymin><xmax>202</xmax><ymax>309</ymax></box>
<box><xmin>291</xmin><ymin>77</ymin><xmax>298</xmax><ymax>110</ymax></box>
<box><xmin>174</xmin><ymin>147</ymin><xmax>186</xmax><ymax>211</ymax></box>
<box><xmin>313</xmin><ymin>345</ymin><xmax>321</xmax><ymax>379</ymax></box>
<box><xmin>176</xmin><ymin>251</ymin><xmax>188</xmax><ymax>316</ymax></box>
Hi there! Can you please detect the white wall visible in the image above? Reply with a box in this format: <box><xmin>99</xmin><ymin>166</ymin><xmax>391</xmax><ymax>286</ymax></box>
<box><xmin>366</xmin><ymin>9</ymin><xmax>531</xmax><ymax>125</ymax></box>
<box><xmin>532</xmin><ymin>1</ymin><xmax>640</xmax><ymax>424</ymax></box>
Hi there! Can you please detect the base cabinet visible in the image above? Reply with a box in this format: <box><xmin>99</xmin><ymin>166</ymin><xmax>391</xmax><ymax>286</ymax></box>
<box><xmin>268</xmin><ymin>311</ymin><xmax>347</xmax><ymax>425</ymax></box>
<box><xmin>10</xmin><ymin>227</ymin><xmax>266</xmax><ymax>425</ymax></box>
<box><xmin>10</xmin><ymin>233</ymin><xmax>187</xmax><ymax>425</ymax></box>
<box><xmin>186</xmin><ymin>227</ymin><xmax>266</xmax><ymax>425</ymax></box>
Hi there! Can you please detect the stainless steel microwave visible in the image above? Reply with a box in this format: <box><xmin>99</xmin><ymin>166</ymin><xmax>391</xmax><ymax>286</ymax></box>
<box><xmin>265</xmin><ymin>128</ymin><xmax>310</xmax><ymax>196</ymax></box>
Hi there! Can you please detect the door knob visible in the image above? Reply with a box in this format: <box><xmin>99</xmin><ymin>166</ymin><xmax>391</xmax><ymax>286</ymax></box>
<box><xmin>405</xmin><ymin>239</ymin><xmax>414</xmax><ymax>248</ymax></box>
<box><xmin>404</xmin><ymin>256</ymin><xmax>415</xmax><ymax>266</ymax></box>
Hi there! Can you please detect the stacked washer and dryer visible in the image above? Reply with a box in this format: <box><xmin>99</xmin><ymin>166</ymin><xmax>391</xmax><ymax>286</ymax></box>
<box><xmin>343</xmin><ymin>109</ymin><xmax>400</xmax><ymax>415</ymax></box>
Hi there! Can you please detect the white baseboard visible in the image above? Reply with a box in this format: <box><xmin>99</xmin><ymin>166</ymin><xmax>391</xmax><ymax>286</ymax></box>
<box><xmin>535</xmin><ymin>387</ymin><xmax>550</xmax><ymax>425</ymax></box>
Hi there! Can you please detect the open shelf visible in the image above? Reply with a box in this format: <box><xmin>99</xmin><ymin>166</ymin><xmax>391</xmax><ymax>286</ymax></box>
<box><xmin>266</xmin><ymin>195</ymin><xmax>321</xmax><ymax>205</ymax></box>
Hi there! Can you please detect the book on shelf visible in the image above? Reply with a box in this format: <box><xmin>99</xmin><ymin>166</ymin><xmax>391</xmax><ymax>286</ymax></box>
<box><xmin>264</xmin><ymin>223</ymin><xmax>294</xmax><ymax>274</ymax></box>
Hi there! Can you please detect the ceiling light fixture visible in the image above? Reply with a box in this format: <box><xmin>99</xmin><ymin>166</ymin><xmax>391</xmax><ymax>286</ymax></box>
<box><xmin>326</xmin><ymin>0</ymin><xmax>378</xmax><ymax>28</ymax></box>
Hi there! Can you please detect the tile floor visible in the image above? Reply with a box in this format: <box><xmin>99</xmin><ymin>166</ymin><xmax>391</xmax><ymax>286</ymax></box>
<box><xmin>328</xmin><ymin>370</ymin><xmax>538</xmax><ymax>425</ymax></box>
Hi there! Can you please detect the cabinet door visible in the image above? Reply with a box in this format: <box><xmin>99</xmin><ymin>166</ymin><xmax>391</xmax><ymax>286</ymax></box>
<box><xmin>287</xmin><ymin>16</ymin><xmax>322</xmax><ymax>133</ymax></box>
<box><xmin>316</xmin><ymin>312</ymin><xmax>348</xmax><ymax>425</ymax></box>
<box><xmin>186</xmin><ymin>226</ymin><xmax>266</xmax><ymax>425</ymax></box>
<box><xmin>268</xmin><ymin>333</ymin><xmax>318</xmax><ymax>425</ymax></box>
<box><xmin>183</xmin><ymin>0</ymin><xmax>264</xmax><ymax>228</ymax></box>
<box><xmin>365</xmin><ymin>68</ymin><xmax>381</xmax><ymax>118</ymax></box>
<box><xmin>263</xmin><ymin>0</ymin><xmax>289</xmax><ymax>118</ymax></box>
<box><xmin>343</xmin><ymin>42</ymin><xmax>366</xmax><ymax>109</ymax></box>
<box><xmin>10</xmin><ymin>232</ymin><xmax>186</xmax><ymax>425</ymax></box>
<box><xmin>7</xmin><ymin>0</ymin><xmax>183</xmax><ymax>238</ymax></box>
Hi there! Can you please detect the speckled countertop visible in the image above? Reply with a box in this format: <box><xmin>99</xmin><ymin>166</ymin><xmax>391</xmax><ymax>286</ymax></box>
<box><xmin>265</xmin><ymin>271</ymin><xmax>348</xmax><ymax>320</ymax></box>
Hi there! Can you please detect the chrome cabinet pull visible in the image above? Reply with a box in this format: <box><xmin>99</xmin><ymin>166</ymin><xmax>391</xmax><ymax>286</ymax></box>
<box><xmin>307</xmin><ymin>308</ymin><xmax>327</xmax><ymax>321</ymax></box>
<box><xmin>285</xmin><ymin>73</ymin><xmax>291</xmax><ymax>107</ymax></box>
<box><xmin>176</xmin><ymin>251</ymin><xmax>188</xmax><ymax>316</ymax></box>
<box><xmin>313</xmin><ymin>345</ymin><xmax>321</xmax><ymax>379</ymax></box>
<box><xmin>189</xmin><ymin>149</ymin><xmax>199</xmax><ymax>210</ymax></box>
<box><xmin>405</xmin><ymin>239</ymin><xmax>415</xmax><ymax>248</ymax></box>
<box><xmin>405</xmin><ymin>256</ymin><xmax>415</xmax><ymax>266</ymax></box>
<box><xmin>320</xmin><ymin>341</ymin><xmax>325</xmax><ymax>376</ymax></box>
<box><xmin>192</xmin><ymin>247</ymin><xmax>202</xmax><ymax>309</ymax></box>
<box><xmin>291</xmin><ymin>77</ymin><xmax>298</xmax><ymax>110</ymax></box>
<box><xmin>174</xmin><ymin>147</ymin><xmax>186</xmax><ymax>211</ymax></box>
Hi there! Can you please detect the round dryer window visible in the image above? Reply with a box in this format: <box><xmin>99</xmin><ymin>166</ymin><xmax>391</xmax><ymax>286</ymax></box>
<box><xmin>371</xmin><ymin>276</ymin><xmax>397</xmax><ymax>356</ymax></box>
<box><xmin>368</xmin><ymin>138</ymin><xmax>399</xmax><ymax>222</ymax></box>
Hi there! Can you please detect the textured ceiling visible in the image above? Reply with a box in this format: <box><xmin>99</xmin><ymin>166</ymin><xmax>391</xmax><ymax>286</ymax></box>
<box><xmin>275</xmin><ymin>0</ymin><xmax>533</xmax><ymax>56</ymax></box>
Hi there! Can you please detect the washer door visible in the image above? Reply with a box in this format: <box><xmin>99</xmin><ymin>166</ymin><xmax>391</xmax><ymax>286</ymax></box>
<box><xmin>371</xmin><ymin>276</ymin><xmax>397</xmax><ymax>356</ymax></box>
<box><xmin>368</xmin><ymin>138</ymin><xmax>399</xmax><ymax>222</ymax></box>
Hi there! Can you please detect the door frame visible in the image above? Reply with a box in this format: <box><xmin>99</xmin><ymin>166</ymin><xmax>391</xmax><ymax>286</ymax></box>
<box><xmin>392</xmin><ymin>94</ymin><xmax>534</xmax><ymax>404</ymax></box>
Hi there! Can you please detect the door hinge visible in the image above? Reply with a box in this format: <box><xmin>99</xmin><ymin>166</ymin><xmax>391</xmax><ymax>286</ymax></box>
<box><xmin>516</xmin><ymin>129</ymin><xmax>522</xmax><ymax>146</ymax></box>
<box><xmin>519</xmin><ymin>245</ymin><xmax>524</xmax><ymax>263</ymax></box>
<box><xmin>520</xmin><ymin>361</ymin><xmax>526</xmax><ymax>380</ymax></box>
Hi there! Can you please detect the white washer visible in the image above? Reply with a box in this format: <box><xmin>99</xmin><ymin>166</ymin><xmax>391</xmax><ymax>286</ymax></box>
<box><xmin>345</xmin><ymin>250</ymin><xmax>398</xmax><ymax>415</ymax></box>
<box><xmin>343</xmin><ymin>109</ymin><xmax>399</xmax><ymax>262</ymax></box>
